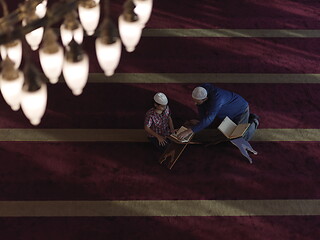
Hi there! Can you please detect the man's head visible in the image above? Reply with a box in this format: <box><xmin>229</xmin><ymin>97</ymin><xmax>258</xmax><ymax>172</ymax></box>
<box><xmin>153</xmin><ymin>92</ymin><xmax>168</xmax><ymax>110</ymax></box>
<box><xmin>192</xmin><ymin>87</ymin><xmax>208</xmax><ymax>105</ymax></box>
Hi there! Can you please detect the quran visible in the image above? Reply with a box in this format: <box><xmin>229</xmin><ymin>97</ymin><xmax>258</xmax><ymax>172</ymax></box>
<box><xmin>218</xmin><ymin>116</ymin><xmax>250</xmax><ymax>139</ymax></box>
<box><xmin>170</xmin><ymin>126</ymin><xmax>193</xmax><ymax>143</ymax></box>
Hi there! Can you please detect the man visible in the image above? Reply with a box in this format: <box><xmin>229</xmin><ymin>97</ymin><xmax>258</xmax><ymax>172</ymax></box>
<box><xmin>144</xmin><ymin>92</ymin><xmax>175</xmax><ymax>152</ymax></box>
<box><xmin>177</xmin><ymin>83</ymin><xmax>259</xmax><ymax>141</ymax></box>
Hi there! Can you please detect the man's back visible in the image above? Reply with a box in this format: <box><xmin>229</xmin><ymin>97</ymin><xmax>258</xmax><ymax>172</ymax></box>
<box><xmin>199</xmin><ymin>83</ymin><xmax>248</xmax><ymax>121</ymax></box>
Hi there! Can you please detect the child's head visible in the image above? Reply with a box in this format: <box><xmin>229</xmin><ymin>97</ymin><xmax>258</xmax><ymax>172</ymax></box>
<box><xmin>153</xmin><ymin>92</ymin><xmax>168</xmax><ymax>110</ymax></box>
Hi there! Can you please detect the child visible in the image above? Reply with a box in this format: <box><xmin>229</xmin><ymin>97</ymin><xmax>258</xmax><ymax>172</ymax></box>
<box><xmin>144</xmin><ymin>92</ymin><xmax>175</xmax><ymax>152</ymax></box>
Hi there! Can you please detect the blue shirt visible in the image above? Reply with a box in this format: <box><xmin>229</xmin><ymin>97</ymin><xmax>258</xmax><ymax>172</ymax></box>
<box><xmin>191</xmin><ymin>84</ymin><xmax>248</xmax><ymax>133</ymax></box>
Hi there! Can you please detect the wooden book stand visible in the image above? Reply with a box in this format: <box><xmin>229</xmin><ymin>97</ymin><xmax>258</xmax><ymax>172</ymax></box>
<box><xmin>159</xmin><ymin>135</ymin><xmax>195</xmax><ymax>170</ymax></box>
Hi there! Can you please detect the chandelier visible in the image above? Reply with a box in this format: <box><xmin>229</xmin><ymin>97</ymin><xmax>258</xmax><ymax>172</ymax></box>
<box><xmin>0</xmin><ymin>0</ymin><xmax>153</xmax><ymax>125</ymax></box>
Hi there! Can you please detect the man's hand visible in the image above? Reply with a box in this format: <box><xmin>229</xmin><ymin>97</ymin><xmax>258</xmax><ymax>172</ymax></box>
<box><xmin>177</xmin><ymin>129</ymin><xmax>193</xmax><ymax>140</ymax></box>
<box><xmin>189</xmin><ymin>119</ymin><xmax>199</xmax><ymax>125</ymax></box>
<box><xmin>157</xmin><ymin>136</ymin><xmax>167</xmax><ymax>146</ymax></box>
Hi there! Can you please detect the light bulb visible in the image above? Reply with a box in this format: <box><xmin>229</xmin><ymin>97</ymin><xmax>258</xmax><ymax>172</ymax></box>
<box><xmin>23</xmin><ymin>19</ymin><xmax>44</xmax><ymax>51</ymax></box>
<box><xmin>0</xmin><ymin>57</ymin><xmax>23</xmax><ymax>110</ymax></box>
<box><xmin>133</xmin><ymin>0</ymin><xmax>153</xmax><ymax>27</ymax></box>
<box><xmin>0</xmin><ymin>40</ymin><xmax>22</xmax><ymax>69</ymax></box>
<box><xmin>21</xmin><ymin>63</ymin><xmax>47</xmax><ymax>125</ymax></box>
<box><xmin>95</xmin><ymin>38</ymin><xmax>121</xmax><ymax>76</ymax></box>
<box><xmin>39</xmin><ymin>46</ymin><xmax>64</xmax><ymax>84</ymax></box>
<box><xmin>39</xmin><ymin>29</ymin><xmax>64</xmax><ymax>84</ymax></box>
<box><xmin>118</xmin><ymin>14</ymin><xmax>142</xmax><ymax>52</ymax></box>
<box><xmin>21</xmin><ymin>83</ymin><xmax>47</xmax><ymax>125</ymax></box>
<box><xmin>62</xmin><ymin>39</ymin><xmax>89</xmax><ymax>97</ymax></box>
<box><xmin>63</xmin><ymin>55</ymin><xmax>89</xmax><ymax>95</ymax></box>
<box><xmin>60</xmin><ymin>24</ymin><xmax>84</xmax><ymax>46</ymax></box>
<box><xmin>0</xmin><ymin>72</ymin><xmax>24</xmax><ymax>111</ymax></box>
<box><xmin>78</xmin><ymin>1</ymin><xmax>100</xmax><ymax>36</ymax></box>
<box><xmin>63</xmin><ymin>39</ymin><xmax>89</xmax><ymax>95</ymax></box>
<box><xmin>35</xmin><ymin>0</ymin><xmax>47</xmax><ymax>18</ymax></box>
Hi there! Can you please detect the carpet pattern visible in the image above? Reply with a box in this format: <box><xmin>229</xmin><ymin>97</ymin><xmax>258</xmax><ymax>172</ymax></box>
<box><xmin>1</xmin><ymin>83</ymin><xmax>320</xmax><ymax>128</ymax></box>
<box><xmin>1</xmin><ymin>216</ymin><xmax>319</xmax><ymax>240</ymax></box>
<box><xmin>0</xmin><ymin>142</ymin><xmax>320</xmax><ymax>200</ymax></box>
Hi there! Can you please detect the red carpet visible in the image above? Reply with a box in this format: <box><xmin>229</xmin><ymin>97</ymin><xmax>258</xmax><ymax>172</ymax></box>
<box><xmin>89</xmin><ymin>38</ymin><xmax>320</xmax><ymax>73</ymax></box>
<box><xmin>7</xmin><ymin>0</ymin><xmax>320</xmax><ymax>29</ymax></box>
<box><xmin>26</xmin><ymin>37</ymin><xmax>320</xmax><ymax>73</ymax></box>
<box><xmin>1</xmin><ymin>216</ymin><xmax>320</xmax><ymax>240</ymax></box>
<box><xmin>1</xmin><ymin>0</ymin><xmax>320</xmax><ymax>239</ymax></box>
<box><xmin>148</xmin><ymin>0</ymin><xmax>320</xmax><ymax>29</ymax></box>
<box><xmin>0</xmin><ymin>142</ymin><xmax>319</xmax><ymax>200</ymax></box>
<box><xmin>1</xmin><ymin>83</ymin><xmax>320</xmax><ymax>128</ymax></box>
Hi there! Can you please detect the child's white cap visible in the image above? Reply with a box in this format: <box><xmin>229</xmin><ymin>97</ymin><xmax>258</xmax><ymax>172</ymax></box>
<box><xmin>154</xmin><ymin>92</ymin><xmax>168</xmax><ymax>105</ymax></box>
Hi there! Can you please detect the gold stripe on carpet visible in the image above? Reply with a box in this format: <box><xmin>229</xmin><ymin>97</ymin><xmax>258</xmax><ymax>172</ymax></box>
<box><xmin>0</xmin><ymin>200</ymin><xmax>319</xmax><ymax>217</ymax></box>
<box><xmin>0</xmin><ymin>129</ymin><xmax>319</xmax><ymax>142</ymax></box>
<box><xmin>83</xmin><ymin>73</ymin><xmax>320</xmax><ymax>84</ymax></box>
<box><xmin>142</xmin><ymin>29</ymin><xmax>320</xmax><ymax>38</ymax></box>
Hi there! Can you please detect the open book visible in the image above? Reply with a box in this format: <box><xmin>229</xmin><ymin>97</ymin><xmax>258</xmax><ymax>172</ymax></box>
<box><xmin>170</xmin><ymin>126</ymin><xmax>193</xmax><ymax>143</ymax></box>
<box><xmin>218</xmin><ymin>116</ymin><xmax>250</xmax><ymax>139</ymax></box>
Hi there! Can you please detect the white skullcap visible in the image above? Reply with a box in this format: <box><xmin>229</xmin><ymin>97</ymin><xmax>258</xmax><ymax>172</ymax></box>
<box><xmin>192</xmin><ymin>87</ymin><xmax>207</xmax><ymax>100</ymax></box>
<box><xmin>154</xmin><ymin>92</ymin><xmax>168</xmax><ymax>105</ymax></box>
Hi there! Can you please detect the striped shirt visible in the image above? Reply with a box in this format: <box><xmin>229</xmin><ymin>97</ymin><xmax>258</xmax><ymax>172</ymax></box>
<box><xmin>144</xmin><ymin>106</ymin><xmax>171</xmax><ymax>137</ymax></box>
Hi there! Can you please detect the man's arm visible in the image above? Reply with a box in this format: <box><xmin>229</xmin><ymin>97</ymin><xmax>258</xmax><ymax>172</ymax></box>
<box><xmin>178</xmin><ymin>109</ymin><xmax>218</xmax><ymax>139</ymax></box>
<box><xmin>191</xmin><ymin>111</ymin><xmax>217</xmax><ymax>133</ymax></box>
<box><xmin>177</xmin><ymin>103</ymin><xmax>221</xmax><ymax>139</ymax></box>
<box><xmin>192</xmin><ymin>99</ymin><xmax>222</xmax><ymax>133</ymax></box>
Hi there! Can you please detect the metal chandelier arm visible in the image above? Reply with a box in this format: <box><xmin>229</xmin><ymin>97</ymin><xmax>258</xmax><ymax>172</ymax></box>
<box><xmin>0</xmin><ymin>0</ymin><xmax>81</xmax><ymax>45</ymax></box>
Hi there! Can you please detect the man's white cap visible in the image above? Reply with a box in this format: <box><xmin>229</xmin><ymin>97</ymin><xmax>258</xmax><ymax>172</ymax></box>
<box><xmin>192</xmin><ymin>87</ymin><xmax>207</xmax><ymax>100</ymax></box>
<box><xmin>154</xmin><ymin>92</ymin><xmax>168</xmax><ymax>105</ymax></box>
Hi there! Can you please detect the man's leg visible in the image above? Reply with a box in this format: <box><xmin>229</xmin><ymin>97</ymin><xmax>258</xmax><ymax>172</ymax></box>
<box><xmin>230</xmin><ymin>137</ymin><xmax>258</xmax><ymax>164</ymax></box>
<box><xmin>233</xmin><ymin>107</ymin><xmax>259</xmax><ymax>141</ymax></box>
<box><xmin>243</xmin><ymin>114</ymin><xmax>259</xmax><ymax>141</ymax></box>
<box><xmin>233</xmin><ymin>106</ymin><xmax>250</xmax><ymax>124</ymax></box>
